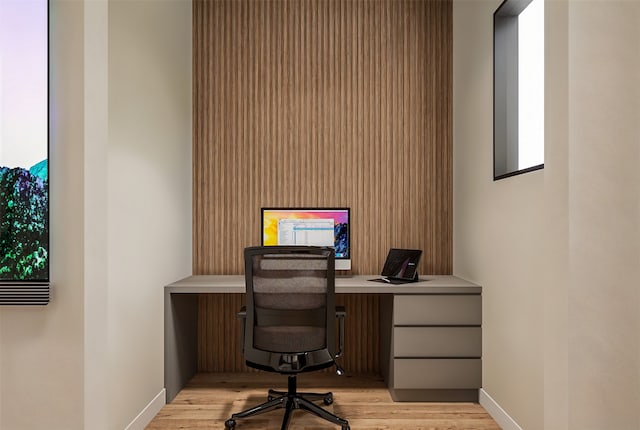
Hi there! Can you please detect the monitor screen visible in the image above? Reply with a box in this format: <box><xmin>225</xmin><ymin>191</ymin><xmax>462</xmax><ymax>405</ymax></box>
<box><xmin>261</xmin><ymin>208</ymin><xmax>351</xmax><ymax>270</ymax></box>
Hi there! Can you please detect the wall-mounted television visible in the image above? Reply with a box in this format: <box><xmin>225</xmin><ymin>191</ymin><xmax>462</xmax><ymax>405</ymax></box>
<box><xmin>0</xmin><ymin>0</ymin><xmax>49</xmax><ymax>299</ymax></box>
<box><xmin>261</xmin><ymin>208</ymin><xmax>351</xmax><ymax>270</ymax></box>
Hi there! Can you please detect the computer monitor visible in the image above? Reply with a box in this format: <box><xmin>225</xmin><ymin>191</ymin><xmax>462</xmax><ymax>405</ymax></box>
<box><xmin>261</xmin><ymin>208</ymin><xmax>351</xmax><ymax>270</ymax></box>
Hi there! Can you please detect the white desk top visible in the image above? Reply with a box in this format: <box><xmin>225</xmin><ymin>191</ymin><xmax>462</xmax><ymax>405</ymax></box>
<box><xmin>166</xmin><ymin>274</ymin><xmax>481</xmax><ymax>294</ymax></box>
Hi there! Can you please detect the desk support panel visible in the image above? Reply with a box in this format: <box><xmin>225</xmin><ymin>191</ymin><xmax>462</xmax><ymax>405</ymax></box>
<box><xmin>164</xmin><ymin>291</ymin><xmax>198</xmax><ymax>402</ymax></box>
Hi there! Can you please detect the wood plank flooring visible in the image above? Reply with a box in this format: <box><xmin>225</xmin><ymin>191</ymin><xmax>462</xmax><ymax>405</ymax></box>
<box><xmin>146</xmin><ymin>373</ymin><xmax>502</xmax><ymax>430</ymax></box>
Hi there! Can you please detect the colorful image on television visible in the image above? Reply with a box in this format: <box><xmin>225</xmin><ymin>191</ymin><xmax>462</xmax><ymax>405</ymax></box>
<box><xmin>0</xmin><ymin>0</ymin><xmax>49</xmax><ymax>282</ymax></box>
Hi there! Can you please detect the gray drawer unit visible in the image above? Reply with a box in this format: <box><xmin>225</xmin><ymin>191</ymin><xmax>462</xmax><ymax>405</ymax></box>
<box><xmin>385</xmin><ymin>292</ymin><xmax>482</xmax><ymax>402</ymax></box>
<box><xmin>394</xmin><ymin>327</ymin><xmax>481</xmax><ymax>357</ymax></box>
<box><xmin>393</xmin><ymin>359</ymin><xmax>482</xmax><ymax>389</ymax></box>
<box><xmin>393</xmin><ymin>294</ymin><xmax>481</xmax><ymax>326</ymax></box>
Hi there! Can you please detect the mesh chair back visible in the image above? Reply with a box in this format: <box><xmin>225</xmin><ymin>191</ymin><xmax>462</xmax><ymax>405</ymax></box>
<box><xmin>244</xmin><ymin>246</ymin><xmax>336</xmax><ymax>373</ymax></box>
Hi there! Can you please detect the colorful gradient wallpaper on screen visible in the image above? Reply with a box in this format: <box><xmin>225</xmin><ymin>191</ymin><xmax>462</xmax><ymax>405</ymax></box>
<box><xmin>0</xmin><ymin>0</ymin><xmax>49</xmax><ymax>282</ymax></box>
<box><xmin>262</xmin><ymin>209</ymin><xmax>349</xmax><ymax>258</ymax></box>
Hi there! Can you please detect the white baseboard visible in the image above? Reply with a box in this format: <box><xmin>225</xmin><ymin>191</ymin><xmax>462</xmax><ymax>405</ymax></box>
<box><xmin>125</xmin><ymin>388</ymin><xmax>166</xmax><ymax>430</ymax></box>
<box><xmin>479</xmin><ymin>389</ymin><xmax>523</xmax><ymax>430</ymax></box>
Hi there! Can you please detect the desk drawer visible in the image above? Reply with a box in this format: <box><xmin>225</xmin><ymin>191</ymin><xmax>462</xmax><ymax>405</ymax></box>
<box><xmin>394</xmin><ymin>327</ymin><xmax>481</xmax><ymax>357</ymax></box>
<box><xmin>394</xmin><ymin>295</ymin><xmax>481</xmax><ymax>325</ymax></box>
<box><xmin>393</xmin><ymin>358</ymin><xmax>481</xmax><ymax>389</ymax></box>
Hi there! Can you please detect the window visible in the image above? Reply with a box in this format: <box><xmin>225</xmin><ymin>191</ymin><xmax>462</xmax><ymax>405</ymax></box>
<box><xmin>494</xmin><ymin>0</ymin><xmax>544</xmax><ymax>180</ymax></box>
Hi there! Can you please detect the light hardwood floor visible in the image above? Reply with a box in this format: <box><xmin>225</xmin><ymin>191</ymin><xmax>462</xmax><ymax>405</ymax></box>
<box><xmin>147</xmin><ymin>373</ymin><xmax>502</xmax><ymax>430</ymax></box>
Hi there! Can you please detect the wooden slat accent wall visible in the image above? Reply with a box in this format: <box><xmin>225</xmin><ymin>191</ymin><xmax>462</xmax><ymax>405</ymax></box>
<box><xmin>193</xmin><ymin>0</ymin><xmax>452</xmax><ymax>373</ymax></box>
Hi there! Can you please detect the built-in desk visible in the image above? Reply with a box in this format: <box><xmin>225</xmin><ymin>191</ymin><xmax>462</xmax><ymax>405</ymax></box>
<box><xmin>165</xmin><ymin>275</ymin><xmax>482</xmax><ymax>403</ymax></box>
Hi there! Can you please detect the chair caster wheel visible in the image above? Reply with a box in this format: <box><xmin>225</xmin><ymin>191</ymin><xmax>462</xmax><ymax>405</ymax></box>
<box><xmin>341</xmin><ymin>426</ymin><xmax>350</xmax><ymax>430</ymax></box>
<box><xmin>323</xmin><ymin>394</ymin><xmax>333</xmax><ymax>405</ymax></box>
<box><xmin>267</xmin><ymin>395</ymin><xmax>274</xmax><ymax>401</ymax></box>
<box><xmin>224</xmin><ymin>418</ymin><xmax>236</xmax><ymax>429</ymax></box>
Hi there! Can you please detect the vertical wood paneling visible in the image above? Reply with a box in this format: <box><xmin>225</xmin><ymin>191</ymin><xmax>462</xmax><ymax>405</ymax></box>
<box><xmin>194</xmin><ymin>0</ymin><xmax>452</xmax><ymax>374</ymax></box>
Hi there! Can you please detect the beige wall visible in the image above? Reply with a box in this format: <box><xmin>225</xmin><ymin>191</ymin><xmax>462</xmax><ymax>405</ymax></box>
<box><xmin>106</xmin><ymin>1</ymin><xmax>192</xmax><ymax>428</ymax></box>
<box><xmin>453</xmin><ymin>2</ymin><xmax>546</xmax><ymax>428</ymax></box>
<box><xmin>567</xmin><ymin>2</ymin><xmax>640</xmax><ymax>428</ymax></box>
<box><xmin>542</xmin><ymin>2</ymin><xmax>569</xmax><ymax>428</ymax></box>
<box><xmin>454</xmin><ymin>1</ymin><xmax>639</xmax><ymax>429</ymax></box>
<box><xmin>0</xmin><ymin>1</ymin><xmax>192</xmax><ymax>429</ymax></box>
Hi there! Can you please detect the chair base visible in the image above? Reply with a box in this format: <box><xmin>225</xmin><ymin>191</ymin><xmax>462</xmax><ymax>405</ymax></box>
<box><xmin>225</xmin><ymin>375</ymin><xmax>350</xmax><ymax>430</ymax></box>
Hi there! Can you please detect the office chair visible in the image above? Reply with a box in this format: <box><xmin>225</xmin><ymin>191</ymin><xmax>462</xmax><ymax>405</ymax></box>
<box><xmin>225</xmin><ymin>246</ymin><xmax>350</xmax><ymax>430</ymax></box>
